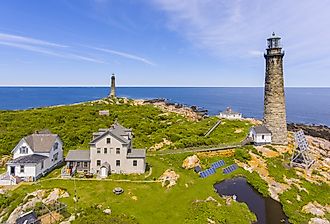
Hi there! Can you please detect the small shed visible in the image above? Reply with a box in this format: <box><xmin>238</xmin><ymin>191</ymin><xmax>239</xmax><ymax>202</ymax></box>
<box><xmin>249</xmin><ymin>125</ymin><xmax>272</xmax><ymax>145</ymax></box>
<box><xmin>100</xmin><ymin>162</ymin><xmax>110</xmax><ymax>178</ymax></box>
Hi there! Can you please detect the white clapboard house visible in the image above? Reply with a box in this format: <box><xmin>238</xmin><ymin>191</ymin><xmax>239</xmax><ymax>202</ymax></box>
<box><xmin>249</xmin><ymin>125</ymin><xmax>272</xmax><ymax>145</ymax></box>
<box><xmin>5</xmin><ymin>130</ymin><xmax>63</xmax><ymax>183</ymax></box>
<box><xmin>218</xmin><ymin>107</ymin><xmax>242</xmax><ymax>120</ymax></box>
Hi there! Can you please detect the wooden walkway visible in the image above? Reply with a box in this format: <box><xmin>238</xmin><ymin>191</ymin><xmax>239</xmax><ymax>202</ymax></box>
<box><xmin>148</xmin><ymin>143</ymin><xmax>242</xmax><ymax>156</ymax></box>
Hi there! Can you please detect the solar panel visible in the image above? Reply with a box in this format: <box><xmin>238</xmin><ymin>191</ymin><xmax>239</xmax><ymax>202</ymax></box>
<box><xmin>223</xmin><ymin>164</ymin><xmax>238</xmax><ymax>174</ymax></box>
<box><xmin>194</xmin><ymin>165</ymin><xmax>202</xmax><ymax>173</ymax></box>
<box><xmin>294</xmin><ymin>130</ymin><xmax>309</xmax><ymax>151</ymax></box>
<box><xmin>199</xmin><ymin>167</ymin><xmax>216</xmax><ymax>178</ymax></box>
<box><xmin>211</xmin><ymin>160</ymin><xmax>225</xmax><ymax>169</ymax></box>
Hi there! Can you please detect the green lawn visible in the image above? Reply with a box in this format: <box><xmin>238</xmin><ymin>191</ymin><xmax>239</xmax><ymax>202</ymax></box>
<box><xmin>2</xmin><ymin>147</ymin><xmax>329</xmax><ymax>223</ymax></box>
<box><xmin>1</xmin><ymin>152</ymin><xmax>257</xmax><ymax>224</ymax></box>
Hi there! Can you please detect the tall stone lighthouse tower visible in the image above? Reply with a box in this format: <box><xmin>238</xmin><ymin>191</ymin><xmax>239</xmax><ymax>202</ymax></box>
<box><xmin>263</xmin><ymin>33</ymin><xmax>288</xmax><ymax>145</ymax></box>
<box><xmin>110</xmin><ymin>74</ymin><xmax>116</xmax><ymax>98</ymax></box>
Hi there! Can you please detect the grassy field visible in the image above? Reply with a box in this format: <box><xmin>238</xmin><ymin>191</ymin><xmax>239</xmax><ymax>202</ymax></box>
<box><xmin>1</xmin><ymin>151</ymin><xmax>257</xmax><ymax>224</ymax></box>
<box><xmin>1</xmin><ymin>145</ymin><xmax>329</xmax><ymax>223</ymax></box>
<box><xmin>0</xmin><ymin>98</ymin><xmax>251</xmax><ymax>156</ymax></box>
<box><xmin>1</xmin><ymin>100</ymin><xmax>329</xmax><ymax>223</ymax></box>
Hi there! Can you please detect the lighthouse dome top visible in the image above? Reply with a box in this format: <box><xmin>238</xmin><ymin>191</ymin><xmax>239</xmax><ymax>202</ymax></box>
<box><xmin>267</xmin><ymin>32</ymin><xmax>281</xmax><ymax>39</ymax></box>
<box><xmin>267</xmin><ymin>32</ymin><xmax>282</xmax><ymax>49</ymax></box>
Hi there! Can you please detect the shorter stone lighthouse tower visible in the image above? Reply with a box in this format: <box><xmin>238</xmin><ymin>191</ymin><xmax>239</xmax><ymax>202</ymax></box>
<box><xmin>110</xmin><ymin>74</ymin><xmax>116</xmax><ymax>98</ymax></box>
<box><xmin>263</xmin><ymin>33</ymin><xmax>288</xmax><ymax>145</ymax></box>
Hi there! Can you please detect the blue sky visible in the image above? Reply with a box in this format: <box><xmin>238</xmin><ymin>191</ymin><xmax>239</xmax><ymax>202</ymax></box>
<box><xmin>0</xmin><ymin>0</ymin><xmax>329</xmax><ymax>87</ymax></box>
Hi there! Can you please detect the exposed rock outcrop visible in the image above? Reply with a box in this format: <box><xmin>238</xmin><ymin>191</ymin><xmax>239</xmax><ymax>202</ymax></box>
<box><xmin>288</xmin><ymin>123</ymin><xmax>330</xmax><ymax>142</ymax></box>
<box><xmin>6</xmin><ymin>188</ymin><xmax>69</xmax><ymax>224</ymax></box>
<box><xmin>308</xmin><ymin>218</ymin><xmax>330</xmax><ymax>224</ymax></box>
<box><xmin>159</xmin><ymin>169</ymin><xmax>179</xmax><ymax>188</ymax></box>
<box><xmin>182</xmin><ymin>155</ymin><xmax>200</xmax><ymax>169</ymax></box>
<box><xmin>302</xmin><ymin>202</ymin><xmax>330</xmax><ymax>217</ymax></box>
<box><xmin>149</xmin><ymin>138</ymin><xmax>172</xmax><ymax>151</ymax></box>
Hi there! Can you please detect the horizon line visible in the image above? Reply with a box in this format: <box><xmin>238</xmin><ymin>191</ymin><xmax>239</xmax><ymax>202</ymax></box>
<box><xmin>0</xmin><ymin>85</ymin><xmax>329</xmax><ymax>88</ymax></box>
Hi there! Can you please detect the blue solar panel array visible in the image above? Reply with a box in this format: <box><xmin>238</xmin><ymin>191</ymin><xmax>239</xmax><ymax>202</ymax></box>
<box><xmin>223</xmin><ymin>164</ymin><xmax>238</xmax><ymax>174</ymax></box>
<box><xmin>199</xmin><ymin>167</ymin><xmax>216</xmax><ymax>178</ymax></box>
<box><xmin>211</xmin><ymin>160</ymin><xmax>225</xmax><ymax>169</ymax></box>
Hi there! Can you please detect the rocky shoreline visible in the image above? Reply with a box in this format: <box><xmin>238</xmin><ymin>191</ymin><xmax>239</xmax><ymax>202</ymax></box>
<box><xmin>288</xmin><ymin>123</ymin><xmax>330</xmax><ymax>142</ymax></box>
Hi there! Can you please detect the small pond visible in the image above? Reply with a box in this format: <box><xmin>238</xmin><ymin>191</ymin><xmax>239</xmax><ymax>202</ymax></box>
<box><xmin>214</xmin><ymin>177</ymin><xmax>289</xmax><ymax>224</ymax></box>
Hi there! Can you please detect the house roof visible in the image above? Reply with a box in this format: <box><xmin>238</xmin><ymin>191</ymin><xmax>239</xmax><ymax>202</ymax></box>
<box><xmin>65</xmin><ymin>150</ymin><xmax>90</xmax><ymax>162</ymax></box>
<box><xmin>9</xmin><ymin>154</ymin><xmax>48</xmax><ymax>164</ymax></box>
<box><xmin>127</xmin><ymin>149</ymin><xmax>146</xmax><ymax>158</ymax></box>
<box><xmin>90</xmin><ymin>122</ymin><xmax>131</xmax><ymax>145</ymax></box>
<box><xmin>252</xmin><ymin>125</ymin><xmax>272</xmax><ymax>134</ymax></box>
<box><xmin>16</xmin><ymin>210</ymin><xmax>38</xmax><ymax>224</ymax></box>
<box><xmin>24</xmin><ymin>133</ymin><xmax>59</xmax><ymax>153</ymax></box>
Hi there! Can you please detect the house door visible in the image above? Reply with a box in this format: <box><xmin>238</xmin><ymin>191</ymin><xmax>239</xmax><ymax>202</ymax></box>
<box><xmin>10</xmin><ymin>166</ymin><xmax>15</xmax><ymax>175</ymax></box>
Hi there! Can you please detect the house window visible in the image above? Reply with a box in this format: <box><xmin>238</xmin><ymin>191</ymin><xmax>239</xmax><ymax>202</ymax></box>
<box><xmin>20</xmin><ymin>146</ymin><xmax>28</xmax><ymax>154</ymax></box>
<box><xmin>20</xmin><ymin>165</ymin><xmax>24</xmax><ymax>173</ymax></box>
<box><xmin>77</xmin><ymin>162</ymin><xmax>80</xmax><ymax>167</ymax></box>
<box><xmin>53</xmin><ymin>153</ymin><xmax>58</xmax><ymax>161</ymax></box>
<box><xmin>262</xmin><ymin>135</ymin><xmax>265</xmax><ymax>140</ymax></box>
<box><xmin>106</xmin><ymin>138</ymin><xmax>111</xmax><ymax>144</ymax></box>
<box><xmin>54</xmin><ymin>142</ymin><xmax>59</xmax><ymax>151</ymax></box>
<box><xmin>116</xmin><ymin>160</ymin><xmax>120</xmax><ymax>166</ymax></box>
<box><xmin>97</xmin><ymin>148</ymin><xmax>101</xmax><ymax>154</ymax></box>
<box><xmin>97</xmin><ymin>160</ymin><xmax>101</xmax><ymax>166</ymax></box>
<box><xmin>133</xmin><ymin>160</ymin><xmax>137</xmax><ymax>167</ymax></box>
<box><xmin>84</xmin><ymin>162</ymin><xmax>88</xmax><ymax>168</ymax></box>
<box><xmin>116</xmin><ymin>148</ymin><xmax>120</xmax><ymax>154</ymax></box>
<box><xmin>41</xmin><ymin>161</ymin><xmax>44</xmax><ymax>169</ymax></box>
<box><xmin>104</xmin><ymin>148</ymin><xmax>107</xmax><ymax>154</ymax></box>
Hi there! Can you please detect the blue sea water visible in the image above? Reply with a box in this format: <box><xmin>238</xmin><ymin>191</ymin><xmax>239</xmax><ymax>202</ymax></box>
<box><xmin>0</xmin><ymin>87</ymin><xmax>329</xmax><ymax>126</ymax></box>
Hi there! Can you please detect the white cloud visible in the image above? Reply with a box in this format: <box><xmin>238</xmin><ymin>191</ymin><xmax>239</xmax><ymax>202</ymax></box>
<box><xmin>0</xmin><ymin>33</ymin><xmax>104</xmax><ymax>63</ymax></box>
<box><xmin>0</xmin><ymin>33</ymin><xmax>67</xmax><ymax>48</ymax></box>
<box><xmin>92</xmin><ymin>47</ymin><xmax>155</xmax><ymax>65</ymax></box>
<box><xmin>151</xmin><ymin>0</ymin><xmax>330</xmax><ymax>67</ymax></box>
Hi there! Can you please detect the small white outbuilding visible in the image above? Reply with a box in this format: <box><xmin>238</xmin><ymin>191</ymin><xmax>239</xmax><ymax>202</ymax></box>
<box><xmin>249</xmin><ymin>125</ymin><xmax>272</xmax><ymax>145</ymax></box>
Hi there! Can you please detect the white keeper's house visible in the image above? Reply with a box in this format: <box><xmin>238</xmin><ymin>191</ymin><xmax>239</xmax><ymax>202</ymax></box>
<box><xmin>5</xmin><ymin>130</ymin><xmax>63</xmax><ymax>182</ymax></box>
<box><xmin>218</xmin><ymin>107</ymin><xmax>242</xmax><ymax>120</ymax></box>
<box><xmin>63</xmin><ymin>122</ymin><xmax>146</xmax><ymax>178</ymax></box>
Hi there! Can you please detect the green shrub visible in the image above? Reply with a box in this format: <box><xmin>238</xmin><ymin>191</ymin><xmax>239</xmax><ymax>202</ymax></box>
<box><xmin>234</xmin><ymin>148</ymin><xmax>251</xmax><ymax>162</ymax></box>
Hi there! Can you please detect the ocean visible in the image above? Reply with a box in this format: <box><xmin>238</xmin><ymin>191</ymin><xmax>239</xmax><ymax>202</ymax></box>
<box><xmin>0</xmin><ymin>87</ymin><xmax>329</xmax><ymax>126</ymax></box>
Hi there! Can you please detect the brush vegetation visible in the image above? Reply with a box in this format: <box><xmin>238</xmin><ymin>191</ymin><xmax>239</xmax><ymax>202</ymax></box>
<box><xmin>0</xmin><ymin>99</ymin><xmax>250</xmax><ymax>155</ymax></box>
